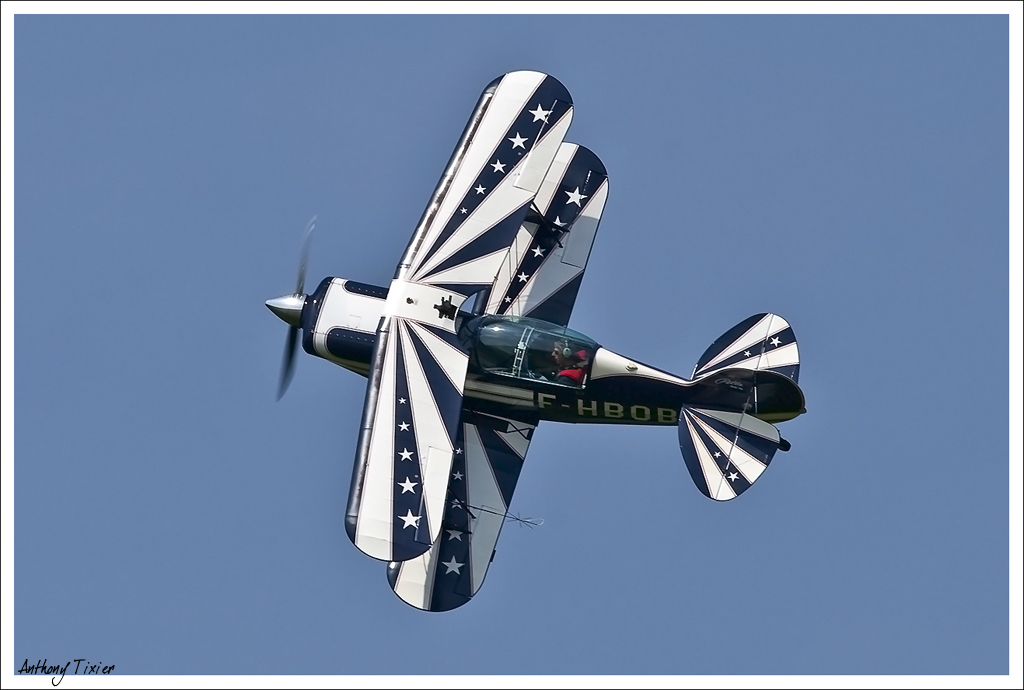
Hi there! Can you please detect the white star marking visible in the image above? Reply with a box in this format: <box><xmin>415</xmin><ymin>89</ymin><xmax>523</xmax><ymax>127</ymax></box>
<box><xmin>455</xmin><ymin>448</ymin><xmax>463</xmax><ymax>455</ymax></box>
<box><xmin>565</xmin><ymin>187</ymin><xmax>587</xmax><ymax>206</ymax></box>
<box><xmin>553</xmin><ymin>216</ymin><xmax>567</xmax><ymax>227</ymax></box>
<box><xmin>446</xmin><ymin>529</ymin><xmax>463</xmax><ymax>541</ymax></box>
<box><xmin>442</xmin><ymin>556</ymin><xmax>464</xmax><ymax>574</ymax></box>
<box><xmin>770</xmin><ymin>337</ymin><xmax>782</xmax><ymax>347</ymax></box>
<box><xmin>399</xmin><ymin>448</ymin><xmax>414</xmax><ymax>461</ymax></box>
<box><xmin>398</xmin><ymin>421</ymin><xmax>409</xmax><ymax>431</ymax></box>
<box><xmin>531</xmin><ymin>246</ymin><xmax>545</xmax><ymax>257</ymax></box>
<box><xmin>460</xmin><ymin>207</ymin><xmax>467</xmax><ymax>214</ymax></box>
<box><xmin>528</xmin><ymin>104</ymin><xmax>551</xmax><ymax>122</ymax></box>
<box><xmin>518</xmin><ymin>272</ymin><xmax>530</xmax><ymax>282</ymax></box>
<box><xmin>475</xmin><ymin>184</ymin><xmax>486</xmax><ymax>195</ymax></box>
<box><xmin>398</xmin><ymin>398</ymin><xmax>407</xmax><ymax>404</ymax></box>
<box><xmin>509</xmin><ymin>132</ymin><xmax>527</xmax><ymax>149</ymax></box>
<box><xmin>504</xmin><ymin>296</ymin><xmax>512</xmax><ymax>303</ymax></box>
<box><xmin>713</xmin><ymin>451</ymin><xmax>721</xmax><ymax>458</ymax></box>
<box><xmin>451</xmin><ymin>499</ymin><xmax>462</xmax><ymax>509</ymax></box>
<box><xmin>398</xmin><ymin>510</ymin><xmax>421</xmax><ymax>529</ymax></box>
<box><xmin>491</xmin><ymin>160</ymin><xmax>506</xmax><ymax>173</ymax></box>
<box><xmin>452</xmin><ymin>470</ymin><xmax>463</xmax><ymax>480</ymax></box>
<box><xmin>727</xmin><ymin>472</ymin><xmax>740</xmax><ymax>482</ymax></box>
<box><xmin>743</xmin><ymin>350</ymin><xmax>752</xmax><ymax>357</ymax></box>
<box><xmin>398</xmin><ymin>477</ymin><xmax>418</xmax><ymax>494</ymax></box>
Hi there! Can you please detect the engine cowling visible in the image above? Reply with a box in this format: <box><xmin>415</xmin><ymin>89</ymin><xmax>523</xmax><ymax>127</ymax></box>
<box><xmin>300</xmin><ymin>278</ymin><xmax>389</xmax><ymax>376</ymax></box>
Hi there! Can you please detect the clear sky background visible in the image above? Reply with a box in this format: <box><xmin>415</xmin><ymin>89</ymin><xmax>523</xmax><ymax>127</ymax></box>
<box><xmin>9</xmin><ymin>11</ymin><xmax>1018</xmax><ymax>677</ymax></box>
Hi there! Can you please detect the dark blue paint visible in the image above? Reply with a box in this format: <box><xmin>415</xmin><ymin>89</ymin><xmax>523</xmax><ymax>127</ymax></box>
<box><xmin>420</xmin><ymin>201</ymin><xmax>532</xmax><ymax>281</ymax></box>
<box><xmin>343</xmin><ymin>280</ymin><xmax>389</xmax><ymax>300</ymax></box>
<box><xmin>325</xmin><ymin>328</ymin><xmax>376</xmax><ymax>363</ymax></box>
<box><xmin>391</xmin><ymin>328</ymin><xmax>434</xmax><ymax>562</ymax></box>
<box><xmin>523</xmin><ymin>272</ymin><xmax>585</xmax><ymax>327</ymax></box>
<box><xmin>426</xmin><ymin>422</ymin><xmax>473</xmax><ymax>612</ymax></box>
<box><xmin>476</xmin><ymin>425</ymin><xmax>525</xmax><ymax>511</ymax></box>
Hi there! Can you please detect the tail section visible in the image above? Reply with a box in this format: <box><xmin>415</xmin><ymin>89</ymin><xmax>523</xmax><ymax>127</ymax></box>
<box><xmin>680</xmin><ymin>313</ymin><xmax>804</xmax><ymax>500</ymax></box>
<box><xmin>678</xmin><ymin>407</ymin><xmax>781</xmax><ymax>501</ymax></box>
<box><xmin>693</xmin><ymin>313</ymin><xmax>799</xmax><ymax>383</ymax></box>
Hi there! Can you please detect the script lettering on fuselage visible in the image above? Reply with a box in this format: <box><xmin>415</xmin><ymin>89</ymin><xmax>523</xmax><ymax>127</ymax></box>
<box><xmin>714</xmin><ymin>376</ymin><xmax>746</xmax><ymax>391</ymax></box>
<box><xmin>535</xmin><ymin>392</ymin><xmax>677</xmax><ymax>424</ymax></box>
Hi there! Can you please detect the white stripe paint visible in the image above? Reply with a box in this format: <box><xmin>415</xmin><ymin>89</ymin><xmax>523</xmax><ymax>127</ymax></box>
<box><xmin>533</xmin><ymin>142</ymin><xmax>577</xmax><ymax>213</ymax></box>
<box><xmin>696</xmin><ymin>407</ymin><xmax>780</xmax><ymax>443</ymax></box>
<box><xmin>691</xmin><ymin>412</ymin><xmax>768</xmax><ymax>485</ymax></box>
<box><xmin>418</xmin><ymin>249</ymin><xmax>510</xmax><ymax>292</ymax></box>
<box><xmin>560</xmin><ymin>178</ymin><xmax>608</xmax><ymax>269</ymax></box>
<box><xmin>684</xmin><ymin>411</ymin><xmax>735</xmax><ymax>501</ymax></box>
<box><xmin>354</xmin><ymin>331</ymin><xmax>399</xmax><ymax>560</ymax></box>
<box><xmin>485</xmin><ymin>223</ymin><xmax>537</xmax><ymax>315</ymax></box>
<box><xmin>464</xmin><ymin>424</ymin><xmax>508</xmax><ymax>594</ymax></box>
<box><xmin>496</xmin><ymin>423</ymin><xmax>533</xmax><ymax>460</ymax></box>
<box><xmin>464</xmin><ymin>379</ymin><xmax>535</xmax><ymax>401</ymax></box>
<box><xmin>514</xmin><ymin>109</ymin><xmax>574</xmax><ymax>193</ymax></box>
<box><xmin>405</xmin><ymin>320</ymin><xmax>469</xmax><ymax>395</ymax></box>
<box><xmin>696</xmin><ymin>314</ymin><xmax>791</xmax><ymax>376</ymax></box>
<box><xmin>755</xmin><ymin>341</ymin><xmax>800</xmax><ymax>370</ymax></box>
<box><xmin>590</xmin><ymin>348</ymin><xmax>688</xmax><ymax>384</ymax></box>
<box><xmin>392</xmin><ymin>549</ymin><xmax>438</xmax><ymax>611</ymax></box>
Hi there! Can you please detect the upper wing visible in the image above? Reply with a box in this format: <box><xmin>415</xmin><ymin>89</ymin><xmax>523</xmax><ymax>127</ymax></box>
<box><xmin>484</xmin><ymin>143</ymin><xmax>609</xmax><ymax>326</ymax></box>
<box><xmin>346</xmin><ymin>72</ymin><xmax>571</xmax><ymax>562</ymax></box>
<box><xmin>398</xmin><ymin>71</ymin><xmax>575</xmax><ymax>296</ymax></box>
<box><xmin>387</xmin><ymin>410</ymin><xmax>536</xmax><ymax>611</ymax></box>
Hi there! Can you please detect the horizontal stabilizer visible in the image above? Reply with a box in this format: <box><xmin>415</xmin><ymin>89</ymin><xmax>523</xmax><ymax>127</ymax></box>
<box><xmin>678</xmin><ymin>407</ymin><xmax>781</xmax><ymax>501</ymax></box>
<box><xmin>693</xmin><ymin>313</ymin><xmax>800</xmax><ymax>383</ymax></box>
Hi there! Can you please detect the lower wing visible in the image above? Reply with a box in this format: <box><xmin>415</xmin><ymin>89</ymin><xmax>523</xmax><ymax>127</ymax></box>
<box><xmin>346</xmin><ymin>313</ymin><xmax>468</xmax><ymax>562</ymax></box>
<box><xmin>387</xmin><ymin>411</ymin><xmax>536</xmax><ymax>611</ymax></box>
<box><xmin>485</xmin><ymin>143</ymin><xmax>609</xmax><ymax>326</ymax></box>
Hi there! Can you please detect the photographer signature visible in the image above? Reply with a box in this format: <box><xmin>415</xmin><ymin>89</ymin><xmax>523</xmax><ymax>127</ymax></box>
<box><xmin>17</xmin><ymin>658</ymin><xmax>114</xmax><ymax>686</ymax></box>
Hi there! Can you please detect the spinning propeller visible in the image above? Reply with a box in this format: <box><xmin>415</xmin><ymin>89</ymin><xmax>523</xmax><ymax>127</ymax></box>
<box><xmin>266</xmin><ymin>216</ymin><xmax>316</xmax><ymax>400</ymax></box>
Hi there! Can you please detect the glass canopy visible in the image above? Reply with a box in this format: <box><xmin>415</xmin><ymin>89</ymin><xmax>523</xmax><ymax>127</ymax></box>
<box><xmin>460</xmin><ymin>314</ymin><xmax>599</xmax><ymax>387</ymax></box>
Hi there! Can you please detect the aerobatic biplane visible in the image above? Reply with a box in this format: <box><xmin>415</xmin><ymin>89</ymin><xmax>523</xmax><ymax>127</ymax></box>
<box><xmin>266</xmin><ymin>71</ymin><xmax>807</xmax><ymax>611</ymax></box>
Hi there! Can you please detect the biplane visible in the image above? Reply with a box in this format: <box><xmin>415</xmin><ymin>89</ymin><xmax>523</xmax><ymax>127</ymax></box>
<box><xmin>266</xmin><ymin>71</ymin><xmax>806</xmax><ymax>611</ymax></box>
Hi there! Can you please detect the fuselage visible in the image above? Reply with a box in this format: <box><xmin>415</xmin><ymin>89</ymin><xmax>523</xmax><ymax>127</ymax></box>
<box><xmin>300</xmin><ymin>277</ymin><xmax>804</xmax><ymax>426</ymax></box>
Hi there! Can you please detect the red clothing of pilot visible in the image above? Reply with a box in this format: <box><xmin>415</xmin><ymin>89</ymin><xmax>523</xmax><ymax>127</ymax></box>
<box><xmin>556</xmin><ymin>367</ymin><xmax>585</xmax><ymax>385</ymax></box>
<box><xmin>555</xmin><ymin>349</ymin><xmax>589</xmax><ymax>385</ymax></box>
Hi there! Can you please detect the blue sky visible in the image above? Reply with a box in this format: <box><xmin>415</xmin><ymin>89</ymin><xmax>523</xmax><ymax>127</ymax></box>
<box><xmin>7</xmin><ymin>10</ymin><xmax>1020</xmax><ymax>680</ymax></box>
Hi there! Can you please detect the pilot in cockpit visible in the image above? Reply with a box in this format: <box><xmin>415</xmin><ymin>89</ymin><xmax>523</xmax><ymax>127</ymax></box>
<box><xmin>551</xmin><ymin>340</ymin><xmax>590</xmax><ymax>386</ymax></box>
